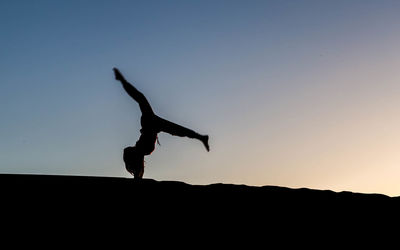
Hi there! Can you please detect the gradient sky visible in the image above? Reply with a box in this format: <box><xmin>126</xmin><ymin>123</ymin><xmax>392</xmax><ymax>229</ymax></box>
<box><xmin>2</xmin><ymin>0</ymin><xmax>400</xmax><ymax>196</ymax></box>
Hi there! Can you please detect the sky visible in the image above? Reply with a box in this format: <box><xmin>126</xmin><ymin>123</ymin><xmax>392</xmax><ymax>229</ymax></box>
<box><xmin>1</xmin><ymin>0</ymin><xmax>400</xmax><ymax>196</ymax></box>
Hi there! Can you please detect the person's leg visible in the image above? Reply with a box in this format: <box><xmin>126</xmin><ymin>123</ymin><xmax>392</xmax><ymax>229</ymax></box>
<box><xmin>156</xmin><ymin>116</ymin><xmax>209</xmax><ymax>151</ymax></box>
<box><xmin>114</xmin><ymin>68</ymin><xmax>154</xmax><ymax>116</ymax></box>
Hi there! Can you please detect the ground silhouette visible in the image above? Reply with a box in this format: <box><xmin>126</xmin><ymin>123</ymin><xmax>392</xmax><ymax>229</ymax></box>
<box><xmin>2</xmin><ymin>173</ymin><xmax>398</xmax><ymax>241</ymax></box>
<box><xmin>2</xmin><ymin>173</ymin><xmax>397</xmax><ymax>208</ymax></box>
<box><xmin>2</xmin><ymin>173</ymin><xmax>395</xmax><ymax>247</ymax></box>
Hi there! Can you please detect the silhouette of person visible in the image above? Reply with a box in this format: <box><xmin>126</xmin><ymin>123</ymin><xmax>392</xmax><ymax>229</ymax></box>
<box><xmin>113</xmin><ymin>68</ymin><xmax>209</xmax><ymax>179</ymax></box>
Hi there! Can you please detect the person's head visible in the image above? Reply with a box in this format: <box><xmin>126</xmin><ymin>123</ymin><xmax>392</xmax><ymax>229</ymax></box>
<box><xmin>123</xmin><ymin>146</ymin><xmax>145</xmax><ymax>179</ymax></box>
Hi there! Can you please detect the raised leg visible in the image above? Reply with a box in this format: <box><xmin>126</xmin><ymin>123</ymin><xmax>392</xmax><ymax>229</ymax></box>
<box><xmin>156</xmin><ymin>116</ymin><xmax>209</xmax><ymax>151</ymax></box>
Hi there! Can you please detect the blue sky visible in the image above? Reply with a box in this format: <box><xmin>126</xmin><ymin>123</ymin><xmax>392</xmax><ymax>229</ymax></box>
<box><xmin>1</xmin><ymin>0</ymin><xmax>400</xmax><ymax>196</ymax></box>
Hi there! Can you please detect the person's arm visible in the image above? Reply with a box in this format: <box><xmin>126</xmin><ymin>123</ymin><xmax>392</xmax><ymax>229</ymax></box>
<box><xmin>113</xmin><ymin>68</ymin><xmax>154</xmax><ymax>115</ymax></box>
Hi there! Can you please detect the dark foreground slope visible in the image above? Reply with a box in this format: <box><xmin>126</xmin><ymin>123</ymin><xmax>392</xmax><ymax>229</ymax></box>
<box><xmin>1</xmin><ymin>173</ymin><xmax>398</xmax><ymax>212</ymax></box>
<box><xmin>2</xmin><ymin>174</ymin><xmax>399</xmax><ymax>241</ymax></box>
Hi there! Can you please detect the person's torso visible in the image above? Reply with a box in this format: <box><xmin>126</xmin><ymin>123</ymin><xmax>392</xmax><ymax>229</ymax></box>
<box><xmin>136</xmin><ymin>114</ymin><xmax>160</xmax><ymax>155</ymax></box>
<box><xmin>140</xmin><ymin>114</ymin><xmax>161</xmax><ymax>132</ymax></box>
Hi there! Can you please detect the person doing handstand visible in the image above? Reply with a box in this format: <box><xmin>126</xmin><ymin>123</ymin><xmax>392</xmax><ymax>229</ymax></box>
<box><xmin>113</xmin><ymin>68</ymin><xmax>209</xmax><ymax>179</ymax></box>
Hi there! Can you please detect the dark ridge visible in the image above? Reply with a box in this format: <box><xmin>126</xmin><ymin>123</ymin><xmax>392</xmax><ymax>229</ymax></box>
<box><xmin>2</xmin><ymin>173</ymin><xmax>399</xmax><ymax>241</ymax></box>
<box><xmin>1</xmin><ymin>173</ymin><xmax>397</xmax><ymax>204</ymax></box>
<box><xmin>2</xmin><ymin>173</ymin><xmax>399</xmax><ymax>225</ymax></box>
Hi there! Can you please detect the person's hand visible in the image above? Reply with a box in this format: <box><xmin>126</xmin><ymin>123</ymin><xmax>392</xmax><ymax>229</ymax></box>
<box><xmin>113</xmin><ymin>67</ymin><xmax>125</xmax><ymax>82</ymax></box>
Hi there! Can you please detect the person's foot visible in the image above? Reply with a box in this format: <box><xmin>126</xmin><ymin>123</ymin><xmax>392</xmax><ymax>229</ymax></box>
<box><xmin>113</xmin><ymin>67</ymin><xmax>125</xmax><ymax>82</ymax></box>
<box><xmin>201</xmin><ymin>135</ymin><xmax>210</xmax><ymax>152</ymax></box>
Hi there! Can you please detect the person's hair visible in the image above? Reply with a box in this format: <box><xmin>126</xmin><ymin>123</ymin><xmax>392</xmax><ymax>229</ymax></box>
<box><xmin>123</xmin><ymin>146</ymin><xmax>145</xmax><ymax>178</ymax></box>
